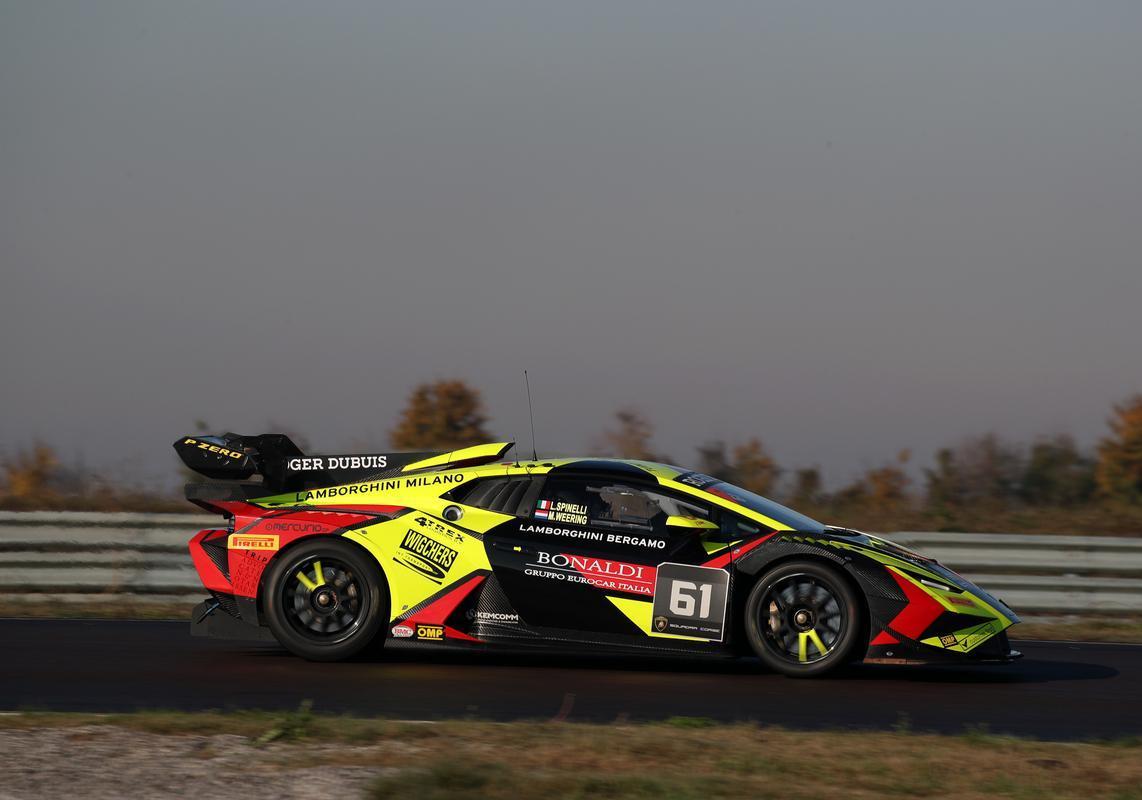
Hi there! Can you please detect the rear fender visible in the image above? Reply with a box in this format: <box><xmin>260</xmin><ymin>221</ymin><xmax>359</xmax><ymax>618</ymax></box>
<box><xmin>190</xmin><ymin>507</ymin><xmax>401</xmax><ymax>624</ymax></box>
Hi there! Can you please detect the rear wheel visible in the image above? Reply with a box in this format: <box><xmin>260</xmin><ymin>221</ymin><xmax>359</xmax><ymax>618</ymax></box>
<box><xmin>264</xmin><ymin>538</ymin><xmax>387</xmax><ymax>661</ymax></box>
<box><xmin>744</xmin><ymin>560</ymin><xmax>860</xmax><ymax>677</ymax></box>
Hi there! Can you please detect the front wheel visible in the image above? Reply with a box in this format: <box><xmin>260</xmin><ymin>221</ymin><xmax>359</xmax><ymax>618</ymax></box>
<box><xmin>263</xmin><ymin>538</ymin><xmax>387</xmax><ymax>661</ymax></box>
<box><xmin>744</xmin><ymin>560</ymin><xmax>861</xmax><ymax>677</ymax></box>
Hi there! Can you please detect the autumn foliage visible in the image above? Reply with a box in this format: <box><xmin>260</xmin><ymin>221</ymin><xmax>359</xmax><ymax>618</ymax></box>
<box><xmin>2</xmin><ymin>442</ymin><xmax>59</xmax><ymax>498</ymax></box>
<box><xmin>696</xmin><ymin>438</ymin><xmax>779</xmax><ymax>496</ymax></box>
<box><xmin>5</xmin><ymin>381</ymin><xmax>1142</xmax><ymax>533</ymax></box>
<box><xmin>599</xmin><ymin>408</ymin><xmax>663</xmax><ymax>462</ymax></box>
<box><xmin>1096</xmin><ymin>395</ymin><xmax>1142</xmax><ymax>503</ymax></box>
<box><xmin>389</xmin><ymin>380</ymin><xmax>492</xmax><ymax>451</ymax></box>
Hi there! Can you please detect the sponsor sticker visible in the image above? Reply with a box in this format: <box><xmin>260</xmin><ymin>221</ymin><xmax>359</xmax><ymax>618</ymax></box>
<box><xmin>947</xmin><ymin>620</ymin><xmax>1000</xmax><ymax>650</ymax></box>
<box><xmin>260</xmin><ymin>521</ymin><xmax>328</xmax><ymax>534</ymax></box>
<box><xmin>416</xmin><ymin>624</ymin><xmax>445</xmax><ymax>641</ymax></box>
<box><xmin>469</xmin><ymin>610</ymin><xmax>519</xmax><ymax>623</ymax></box>
<box><xmin>228</xmin><ymin>534</ymin><xmax>280</xmax><ymax>551</ymax></box>
<box><xmin>519</xmin><ymin>522</ymin><xmax>665</xmax><ymax>550</ymax></box>
<box><xmin>293</xmin><ymin>473</ymin><xmax>464</xmax><ymax>503</ymax></box>
<box><xmin>524</xmin><ymin>552</ymin><xmax>656</xmax><ymax>596</ymax></box>
<box><xmin>391</xmin><ymin>624</ymin><xmax>415</xmax><ymax>638</ymax></box>
<box><xmin>393</xmin><ymin>530</ymin><xmax>458</xmax><ymax>583</ymax></box>
<box><xmin>414</xmin><ymin>515</ymin><xmax>465</xmax><ymax>544</ymax></box>
<box><xmin>184</xmin><ymin>438</ymin><xmax>245</xmax><ymax>461</ymax></box>
<box><xmin>286</xmin><ymin>455</ymin><xmax>389</xmax><ymax>472</ymax></box>
<box><xmin>939</xmin><ymin>634</ymin><xmax>959</xmax><ymax>647</ymax></box>
<box><xmin>675</xmin><ymin>472</ymin><xmax>720</xmax><ymax>490</ymax></box>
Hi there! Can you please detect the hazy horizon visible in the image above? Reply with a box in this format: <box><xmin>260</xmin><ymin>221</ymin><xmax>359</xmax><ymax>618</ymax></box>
<box><xmin>3</xmin><ymin>2</ymin><xmax>1140</xmax><ymax>490</ymax></box>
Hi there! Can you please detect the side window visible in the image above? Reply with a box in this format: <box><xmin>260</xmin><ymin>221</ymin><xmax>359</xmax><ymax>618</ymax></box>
<box><xmin>448</xmin><ymin>477</ymin><xmax>539</xmax><ymax>516</ymax></box>
<box><xmin>719</xmin><ymin>512</ymin><xmax>764</xmax><ymax>543</ymax></box>
<box><xmin>536</xmin><ymin>479</ymin><xmax>713</xmax><ymax>533</ymax></box>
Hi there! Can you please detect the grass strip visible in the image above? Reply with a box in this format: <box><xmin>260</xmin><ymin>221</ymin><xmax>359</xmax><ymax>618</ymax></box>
<box><xmin>0</xmin><ymin>710</ymin><xmax>1139</xmax><ymax>799</ymax></box>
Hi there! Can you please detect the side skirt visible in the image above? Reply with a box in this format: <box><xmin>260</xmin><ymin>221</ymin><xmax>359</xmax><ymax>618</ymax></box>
<box><xmin>190</xmin><ymin>599</ymin><xmax>276</xmax><ymax>642</ymax></box>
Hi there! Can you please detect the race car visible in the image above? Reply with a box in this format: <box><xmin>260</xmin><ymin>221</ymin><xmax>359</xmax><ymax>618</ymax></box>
<box><xmin>176</xmin><ymin>434</ymin><xmax>1020</xmax><ymax>676</ymax></box>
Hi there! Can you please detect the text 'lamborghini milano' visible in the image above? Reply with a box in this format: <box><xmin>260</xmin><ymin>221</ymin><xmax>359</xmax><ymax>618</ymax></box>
<box><xmin>176</xmin><ymin>434</ymin><xmax>1020</xmax><ymax>676</ymax></box>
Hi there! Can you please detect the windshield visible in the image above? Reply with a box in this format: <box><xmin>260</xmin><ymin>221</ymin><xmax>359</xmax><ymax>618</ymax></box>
<box><xmin>675</xmin><ymin>472</ymin><xmax>825</xmax><ymax>532</ymax></box>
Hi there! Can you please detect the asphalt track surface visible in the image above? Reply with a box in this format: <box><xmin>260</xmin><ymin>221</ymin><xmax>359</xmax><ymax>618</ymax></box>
<box><xmin>4</xmin><ymin>619</ymin><xmax>1139</xmax><ymax>740</ymax></box>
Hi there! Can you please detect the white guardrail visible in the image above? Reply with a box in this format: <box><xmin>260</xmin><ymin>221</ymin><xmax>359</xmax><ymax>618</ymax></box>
<box><xmin>0</xmin><ymin>512</ymin><xmax>1140</xmax><ymax>615</ymax></box>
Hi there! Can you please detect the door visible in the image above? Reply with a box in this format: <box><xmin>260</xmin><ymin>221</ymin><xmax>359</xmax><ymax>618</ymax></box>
<box><xmin>484</xmin><ymin>474</ymin><xmax>730</xmax><ymax>645</ymax></box>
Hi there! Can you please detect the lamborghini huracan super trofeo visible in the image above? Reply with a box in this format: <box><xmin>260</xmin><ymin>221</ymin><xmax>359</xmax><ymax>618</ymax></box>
<box><xmin>176</xmin><ymin>434</ymin><xmax>1020</xmax><ymax>676</ymax></box>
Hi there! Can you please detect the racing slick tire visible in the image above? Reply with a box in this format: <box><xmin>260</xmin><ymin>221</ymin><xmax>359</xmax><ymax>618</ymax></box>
<box><xmin>263</xmin><ymin>538</ymin><xmax>388</xmax><ymax>662</ymax></box>
<box><xmin>744</xmin><ymin>560</ymin><xmax>861</xmax><ymax>678</ymax></box>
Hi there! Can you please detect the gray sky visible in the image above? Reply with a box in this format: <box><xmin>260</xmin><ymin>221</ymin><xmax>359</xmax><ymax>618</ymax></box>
<box><xmin>2</xmin><ymin>1</ymin><xmax>1141</xmax><ymax>489</ymax></box>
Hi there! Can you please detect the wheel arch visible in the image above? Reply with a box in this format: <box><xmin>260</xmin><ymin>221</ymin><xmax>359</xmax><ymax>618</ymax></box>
<box><xmin>256</xmin><ymin>532</ymin><xmax>389</xmax><ymax>620</ymax></box>
<box><xmin>733</xmin><ymin>546</ymin><xmax>871</xmax><ymax>660</ymax></box>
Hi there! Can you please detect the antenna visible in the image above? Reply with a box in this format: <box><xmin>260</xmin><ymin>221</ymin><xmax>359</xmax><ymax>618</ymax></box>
<box><xmin>524</xmin><ymin>370</ymin><xmax>538</xmax><ymax>461</ymax></box>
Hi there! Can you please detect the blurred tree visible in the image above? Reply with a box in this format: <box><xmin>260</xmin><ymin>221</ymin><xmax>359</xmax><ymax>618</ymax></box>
<box><xmin>924</xmin><ymin>447</ymin><xmax>962</xmax><ymax>508</ymax></box>
<box><xmin>2</xmin><ymin>442</ymin><xmax>60</xmax><ymax>497</ymax></box>
<box><xmin>864</xmin><ymin>450</ymin><xmax>913</xmax><ymax>512</ymax></box>
<box><xmin>833</xmin><ymin>478</ymin><xmax>868</xmax><ymax>508</ymax></box>
<box><xmin>390</xmin><ymin>380</ymin><xmax>492</xmax><ymax>451</ymax></box>
<box><xmin>731</xmin><ymin>438</ymin><xmax>779</xmax><ymax>496</ymax></box>
<box><xmin>1021</xmin><ymin>435</ymin><xmax>1095</xmax><ymax>506</ymax></box>
<box><xmin>837</xmin><ymin>451</ymin><xmax>912</xmax><ymax>512</ymax></box>
<box><xmin>924</xmin><ymin>434</ymin><xmax>1023</xmax><ymax>506</ymax></box>
<box><xmin>1096</xmin><ymin>394</ymin><xmax>1142</xmax><ymax>503</ymax></box>
<box><xmin>696</xmin><ymin>441</ymin><xmax>735</xmax><ymax>482</ymax></box>
<box><xmin>789</xmin><ymin>467</ymin><xmax>824</xmax><ymax>508</ymax></box>
<box><xmin>600</xmin><ymin>408</ymin><xmax>663</xmax><ymax>461</ymax></box>
<box><xmin>958</xmin><ymin>434</ymin><xmax>1024</xmax><ymax>502</ymax></box>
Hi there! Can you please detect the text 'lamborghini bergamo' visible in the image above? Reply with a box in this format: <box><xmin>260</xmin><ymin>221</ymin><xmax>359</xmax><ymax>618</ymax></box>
<box><xmin>176</xmin><ymin>434</ymin><xmax>1020</xmax><ymax>676</ymax></box>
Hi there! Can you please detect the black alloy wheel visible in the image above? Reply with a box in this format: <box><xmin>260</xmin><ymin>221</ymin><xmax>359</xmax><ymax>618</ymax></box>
<box><xmin>744</xmin><ymin>560</ymin><xmax>861</xmax><ymax>677</ymax></box>
<box><xmin>263</xmin><ymin>538</ymin><xmax>387</xmax><ymax>661</ymax></box>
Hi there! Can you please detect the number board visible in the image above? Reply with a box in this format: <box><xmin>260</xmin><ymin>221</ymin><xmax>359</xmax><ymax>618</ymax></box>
<box><xmin>650</xmin><ymin>563</ymin><xmax>730</xmax><ymax>642</ymax></box>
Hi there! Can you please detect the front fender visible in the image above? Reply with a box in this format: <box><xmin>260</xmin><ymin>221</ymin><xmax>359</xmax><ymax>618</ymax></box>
<box><xmin>733</xmin><ymin>531</ymin><xmax>1019</xmax><ymax>663</ymax></box>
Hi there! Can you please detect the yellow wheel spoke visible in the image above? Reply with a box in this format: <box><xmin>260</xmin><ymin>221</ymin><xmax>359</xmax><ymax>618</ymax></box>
<box><xmin>797</xmin><ymin>630</ymin><xmax>829</xmax><ymax>662</ymax></box>
<box><xmin>807</xmin><ymin>629</ymin><xmax>829</xmax><ymax>657</ymax></box>
<box><xmin>313</xmin><ymin>560</ymin><xmax>325</xmax><ymax>585</ymax></box>
<box><xmin>295</xmin><ymin>570</ymin><xmax>318</xmax><ymax>591</ymax></box>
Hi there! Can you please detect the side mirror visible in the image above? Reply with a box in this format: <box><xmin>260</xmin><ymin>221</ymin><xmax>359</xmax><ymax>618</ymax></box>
<box><xmin>665</xmin><ymin>515</ymin><xmax>719</xmax><ymax>532</ymax></box>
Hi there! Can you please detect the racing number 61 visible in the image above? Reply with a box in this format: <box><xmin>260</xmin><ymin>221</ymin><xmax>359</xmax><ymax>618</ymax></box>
<box><xmin>652</xmin><ymin>563</ymin><xmax>729</xmax><ymax>641</ymax></box>
<box><xmin>669</xmin><ymin>580</ymin><xmax>712</xmax><ymax>618</ymax></box>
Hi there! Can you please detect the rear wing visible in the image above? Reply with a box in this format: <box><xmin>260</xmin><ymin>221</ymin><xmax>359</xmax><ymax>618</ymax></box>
<box><xmin>174</xmin><ymin>434</ymin><xmax>514</xmax><ymax>496</ymax></box>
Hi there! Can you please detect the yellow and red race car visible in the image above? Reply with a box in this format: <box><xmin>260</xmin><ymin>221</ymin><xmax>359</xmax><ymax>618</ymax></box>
<box><xmin>176</xmin><ymin>434</ymin><xmax>1020</xmax><ymax>677</ymax></box>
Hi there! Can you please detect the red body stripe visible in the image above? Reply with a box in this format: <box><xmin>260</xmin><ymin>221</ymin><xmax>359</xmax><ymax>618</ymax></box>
<box><xmin>409</xmin><ymin>574</ymin><xmax>487</xmax><ymax>625</ymax></box>
<box><xmin>883</xmin><ymin>568</ymin><xmax>944</xmax><ymax>640</ymax></box>
<box><xmin>702</xmin><ymin>532</ymin><xmax>776</xmax><ymax>569</ymax></box>
<box><xmin>444</xmin><ymin>626</ymin><xmax>481</xmax><ymax>642</ymax></box>
<box><xmin>870</xmin><ymin>631</ymin><xmax>900</xmax><ymax>646</ymax></box>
